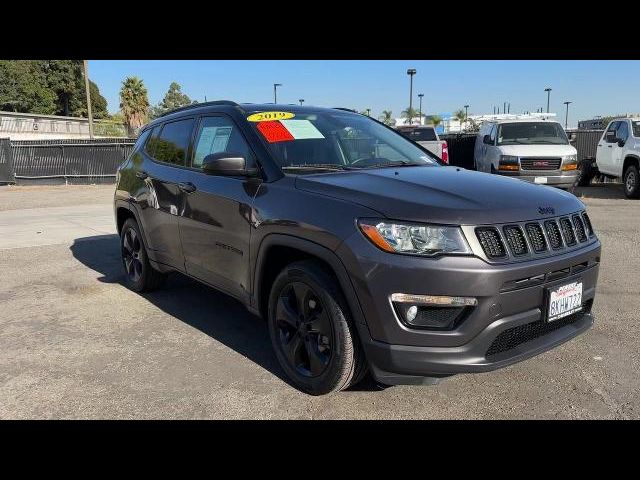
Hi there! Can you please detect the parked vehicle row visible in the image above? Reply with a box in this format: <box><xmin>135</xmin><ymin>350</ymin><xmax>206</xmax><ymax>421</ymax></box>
<box><xmin>114</xmin><ymin>102</ymin><xmax>600</xmax><ymax>395</ymax></box>
<box><xmin>396</xmin><ymin>126</ymin><xmax>449</xmax><ymax>163</ymax></box>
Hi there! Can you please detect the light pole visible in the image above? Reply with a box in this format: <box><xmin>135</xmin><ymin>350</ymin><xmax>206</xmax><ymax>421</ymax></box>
<box><xmin>564</xmin><ymin>101</ymin><xmax>572</xmax><ymax>129</ymax></box>
<box><xmin>418</xmin><ymin>93</ymin><xmax>424</xmax><ymax>125</ymax></box>
<box><xmin>83</xmin><ymin>60</ymin><xmax>94</xmax><ymax>139</ymax></box>
<box><xmin>273</xmin><ymin>83</ymin><xmax>282</xmax><ymax>104</ymax></box>
<box><xmin>464</xmin><ymin>104</ymin><xmax>469</xmax><ymax>130</ymax></box>
<box><xmin>366</xmin><ymin>108</ymin><xmax>371</xmax><ymax>117</ymax></box>
<box><xmin>299</xmin><ymin>99</ymin><xmax>304</xmax><ymax>106</ymax></box>
<box><xmin>407</xmin><ymin>68</ymin><xmax>416</xmax><ymax>125</ymax></box>
<box><xmin>544</xmin><ymin>87</ymin><xmax>552</xmax><ymax>113</ymax></box>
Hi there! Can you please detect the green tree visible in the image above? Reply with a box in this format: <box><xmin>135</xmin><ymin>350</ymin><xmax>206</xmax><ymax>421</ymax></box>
<box><xmin>0</xmin><ymin>60</ymin><xmax>57</xmax><ymax>114</ymax></box>
<box><xmin>149</xmin><ymin>81</ymin><xmax>194</xmax><ymax>119</ymax></box>
<box><xmin>379</xmin><ymin>110</ymin><xmax>395</xmax><ymax>126</ymax></box>
<box><xmin>401</xmin><ymin>107</ymin><xmax>419</xmax><ymax>125</ymax></box>
<box><xmin>427</xmin><ymin>115</ymin><xmax>442</xmax><ymax>127</ymax></box>
<box><xmin>454</xmin><ymin>109</ymin><xmax>466</xmax><ymax>130</ymax></box>
<box><xmin>119</xmin><ymin>76</ymin><xmax>150</xmax><ymax>135</ymax></box>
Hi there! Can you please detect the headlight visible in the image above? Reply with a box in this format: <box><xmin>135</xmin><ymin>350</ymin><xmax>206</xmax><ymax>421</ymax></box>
<box><xmin>498</xmin><ymin>155</ymin><xmax>519</xmax><ymax>171</ymax></box>
<box><xmin>562</xmin><ymin>154</ymin><xmax>578</xmax><ymax>171</ymax></box>
<box><xmin>358</xmin><ymin>219</ymin><xmax>472</xmax><ymax>256</ymax></box>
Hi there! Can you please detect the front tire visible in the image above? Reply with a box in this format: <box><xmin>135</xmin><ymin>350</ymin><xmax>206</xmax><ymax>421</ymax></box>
<box><xmin>624</xmin><ymin>164</ymin><xmax>640</xmax><ymax>199</ymax></box>
<box><xmin>576</xmin><ymin>160</ymin><xmax>594</xmax><ymax>187</ymax></box>
<box><xmin>120</xmin><ymin>218</ymin><xmax>166</xmax><ymax>292</ymax></box>
<box><xmin>267</xmin><ymin>260</ymin><xmax>366</xmax><ymax>395</ymax></box>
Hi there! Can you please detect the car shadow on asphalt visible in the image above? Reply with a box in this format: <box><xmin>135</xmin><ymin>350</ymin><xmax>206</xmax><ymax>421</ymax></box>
<box><xmin>573</xmin><ymin>183</ymin><xmax>626</xmax><ymax>200</ymax></box>
<box><xmin>69</xmin><ymin>234</ymin><xmax>383</xmax><ymax>393</ymax></box>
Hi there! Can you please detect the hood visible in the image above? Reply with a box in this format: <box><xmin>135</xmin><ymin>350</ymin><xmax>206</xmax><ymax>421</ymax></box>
<box><xmin>295</xmin><ymin>166</ymin><xmax>584</xmax><ymax>225</ymax></box>
<box><xmin>497</xmin><ymin>143</ymin><xmax>577</xmax><ymax>157</ymax></box>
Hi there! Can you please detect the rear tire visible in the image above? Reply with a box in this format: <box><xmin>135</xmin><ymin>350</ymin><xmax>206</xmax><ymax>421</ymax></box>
<box><xmin>624</xmin><ymin>164</ymin><xmax>640</xmax><ymax>199</ymax></box>
<box><xmin>267</xmin><ymin>260</ymin><xmax>366</xmax><ymax>395</ymax></box>
<box><xmin>120</xmin><ymin>218</ymin><xmax>166</xmax><ymax>292</ymax></box>
<box><xmin>576</xmin><ymin>160</ymin><xmax>594</xmax><ymax>187</ymax></box>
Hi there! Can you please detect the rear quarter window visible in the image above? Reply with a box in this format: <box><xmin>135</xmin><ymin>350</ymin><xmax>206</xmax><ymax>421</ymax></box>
<box><xmin>146</xmin><ymin>118</ymin><xmax>195</xmax><ymax>166</ymax></box>
<box><xmin>400</xmin><ymin>128</ymin><xmax>438</xmax><ymax>142</ymax></box>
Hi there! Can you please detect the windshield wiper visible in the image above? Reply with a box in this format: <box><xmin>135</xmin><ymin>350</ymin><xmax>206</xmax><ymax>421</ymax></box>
<box><xmin>350</xmin><ymin>160</ymin><xmax>427</xmax><ymax>169</ymax></box>
<box><xmin>281</xmin><ymin>164</ymin><xmax>351</xmax><ymax>171</ymax></box>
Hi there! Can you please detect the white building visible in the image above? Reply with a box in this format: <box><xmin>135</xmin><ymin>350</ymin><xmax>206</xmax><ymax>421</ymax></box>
<box><xmin>0</xmin><ymin>111</ymin><xmax>127</xmax><ymax>140</ymax></box>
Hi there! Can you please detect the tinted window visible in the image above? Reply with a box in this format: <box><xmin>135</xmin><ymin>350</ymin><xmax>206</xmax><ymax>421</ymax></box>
<box><xmin>616</xmin><ymin>121</ymin><xmax>629</xmax><ymax>142</ymax></box>
<box><xmin>497</xmin><ymin>122</ymin><xmax>568</xmax><ymax>145</ymax></box>
<box><xmin>633</xmin><ymin>121</ymin><xmax>640</xmax><ymax>137</ymax></box>
<box><xmin>400</xmin><ymin>128</ymin><xmax>438</xmax><ymax>142</ymax></box>
<box><xmin>145</xmin><ymin>125</ymin><xmax>161</xmax><ymax>157</ymax></box>
<box><xmin>605</xmin><ymin>121</ymin><xmax>619</xmax><ymax>142</ymax></box>
<box><xmin>148</xmin><ymin>118</ymin><xmax>195</xmax><ymax>166</ymax></box>
<box><xmin>192</xmin><ymin>116</ymin><xmax>254</xmax><ymax>168</ymax></box>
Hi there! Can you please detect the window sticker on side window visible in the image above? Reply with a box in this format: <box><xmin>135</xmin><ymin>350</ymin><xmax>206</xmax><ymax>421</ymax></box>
<box><xmin>247</xmin><ymin>111</ymin><xmax>295</xmax><ymax>122</ymax></box>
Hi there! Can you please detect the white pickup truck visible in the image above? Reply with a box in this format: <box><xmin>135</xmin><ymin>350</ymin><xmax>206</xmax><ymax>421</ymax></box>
<box><xmin>396</xmin><ymin>126</ymin><xmax>449</xmax><ymax>163</ymax></box>
<box><xmin>577</xmin><ymin>117</ymin><xmax>640</xmax><ymax>198</ymax></box>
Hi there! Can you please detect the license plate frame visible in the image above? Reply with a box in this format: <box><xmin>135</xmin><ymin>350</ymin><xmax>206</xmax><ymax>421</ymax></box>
<box><xmin>544</xmin><ymin>279</ymin><xmax>583</xmax><ymax>323</ymax></box>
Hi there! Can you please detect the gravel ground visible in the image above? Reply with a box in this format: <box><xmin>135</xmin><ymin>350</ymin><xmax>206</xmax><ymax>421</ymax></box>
<box><xmin>0</xmin><ymin>183</ymin><xmax>638</xmax><ymax>419</ymax></box>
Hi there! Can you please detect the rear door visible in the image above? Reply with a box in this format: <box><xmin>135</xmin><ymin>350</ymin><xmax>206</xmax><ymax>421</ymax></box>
<box><xmin>178</xmin><ymin>114</ymin><xmax>260</xmax><ymax>301</ymax></box>
<box><xmin>597</xmin><ymin>121</ymin><xmax>618</xmax><ymax>175</ymax></box>
<box><xmin>134</xmin><ymin>118</ymin><xmax>195</xmax><ymax>270</ymax></box>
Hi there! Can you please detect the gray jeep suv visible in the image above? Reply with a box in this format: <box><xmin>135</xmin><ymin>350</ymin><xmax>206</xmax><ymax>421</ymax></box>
<box><xmin>114</xmin><ymin>101</ymin><xmax>601</xmax><ymax>395</ymax></box>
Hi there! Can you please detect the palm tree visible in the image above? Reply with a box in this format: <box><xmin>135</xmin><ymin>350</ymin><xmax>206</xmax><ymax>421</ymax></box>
<box><xmin>401</xmin><ymin>107</ymin><xmax>419</xmax><ymax>125</ymax></box>
<box><xmin>427</xmin><ymin>115</ymin><xmax>442</xmax><ymax>128</ymax></box>
<box><xmin>454</xmin><ymin>109</ymin><xmax>466</xmax><ymax>131</ymax></box>
<box><xmin>119</xmin><ymin>76</ymin><xmax>150</xmax><ymax>135</ymax></box>
<box><xmin>379</xmin><ymin>110</ymin><xmax>395</xmax><ymax>126</ymax></box>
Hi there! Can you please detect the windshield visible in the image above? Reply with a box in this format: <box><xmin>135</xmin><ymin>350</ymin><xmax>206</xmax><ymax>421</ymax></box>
<box><xmin>249</xmin><ymin>110</ymin><xmax>441</xmax><ymax>173</ymax></box>
<box><xmin>633</xmin><ymin>121</ymin><xmax>640</xmax><ymax>137</ymax></box>
<box><xmin>497</xmin><ymin>122</ymin><xmax>569</xmax><ymax>145</ymax></box>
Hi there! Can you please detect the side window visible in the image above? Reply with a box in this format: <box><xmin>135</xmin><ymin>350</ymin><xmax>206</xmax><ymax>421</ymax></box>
<box><xmin>605</xmin><ymin>121</ymin><xmax>619</xmax><ymax>142</ymax></box>
<box><xmin>147</xmin><ymin>118</ymin><xmax>195</xmax><ymax>166</ymax></box>
<box><xmin>192</xmin><ymin>116</ymin><xmax>255</xmax><ymax>168</ymax></box>
<box><xmin>489</xmin><ymin>124</ymin><xmax>497</xmax><ymax>143</ymax></box>
<box><xmin>145</xmin><ymin>125</ymin><xmax>161</xmax><ymax>157</ymax></box>
<box><xmin>616</xmin><ymin>121</ymin><xmax>629</xmax><ymax>142</ymax></box>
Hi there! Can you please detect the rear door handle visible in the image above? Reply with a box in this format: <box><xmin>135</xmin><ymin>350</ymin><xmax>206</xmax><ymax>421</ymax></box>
<box><xmin>178</xmin><ymin>182</ymin><xmax>197</xmax><ymax>194</ymax></box>
<box><xmin>135</xmin><ymin>170</ymin><xmax>148</xmax><ymax>179</ymax></box>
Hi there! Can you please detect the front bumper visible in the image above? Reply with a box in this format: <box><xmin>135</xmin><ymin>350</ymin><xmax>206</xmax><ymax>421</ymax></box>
<box><xmin>497</xmin><ymin>170</ymin><xmax>578</xmax><ymax>188</ymax></box>
<box><xmin>338</xmin><ymin>230</ymin><xmax>601</xmax><ymax>384</ymax></box>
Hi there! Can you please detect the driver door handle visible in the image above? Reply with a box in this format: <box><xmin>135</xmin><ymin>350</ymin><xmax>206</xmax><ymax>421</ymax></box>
<box><xmin>178</xmin><ymin>182</ymin><xmax>197</xmax><ymax>194</ymax></box>
<box><xmin>607</xmin><ymin>145</ymin><xmax>613</xmax><ymax>148</ymax></box>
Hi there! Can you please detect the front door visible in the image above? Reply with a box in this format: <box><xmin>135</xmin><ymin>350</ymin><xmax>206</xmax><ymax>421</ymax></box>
<box><xmin>179</xmin><ymin>115</ymin><xmax>261</xmax><ymax>301</ymax></box>
<box><xmin>596</xmin><ymin>121</ymin><xmax>618</xmax><ymax>175</ymax></box>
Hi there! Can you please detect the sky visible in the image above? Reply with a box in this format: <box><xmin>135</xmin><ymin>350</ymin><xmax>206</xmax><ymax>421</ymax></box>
<box><xmin>89</xmin><ymin>60</ymin><xmax>640</xmax><ymax>127</ymax></box>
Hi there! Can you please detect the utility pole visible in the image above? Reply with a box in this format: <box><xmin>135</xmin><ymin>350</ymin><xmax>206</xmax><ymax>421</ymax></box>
<box><xmin>464</xmin><ymin>104</ymin><xmax>469</xmax><ymax>129</ymax></box>
<box><xmin>418</xmin><ymin>93</ymin><xmax>424</xmax><ymax>125</ymax></box>
<box><xmin>564</xmin><ymin>101</ymin><xmax>572</xmax><ymax>129</ymax></box>
<box><xmin>545</xmin><ymin>87</ymin><xmax>552</xmax><ymax>113</ymax></box>
<box><xmin>83</xmin><ymin>60</ymin><xmax>94</xmax><ymax>139</ymax></box>
<box><xmin>273</xmin><ymin>83</ymin><xmax>282</xmax><ymax>104</ymax></box>
<box><xmin>407</xmin><ymin>68</ymin><xmax>416</xmax><ymax>125</ymax></box>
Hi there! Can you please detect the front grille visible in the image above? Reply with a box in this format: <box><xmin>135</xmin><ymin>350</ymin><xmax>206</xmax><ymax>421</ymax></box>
<box><xmin>525</xmin><ymin>223</ymin><xmax>547</xmax><ymax>253</ymax></box>
<box><xmin>560</xmin><ymin>217</ymin><xmax>576</xmax><ymax>246</ymax></box>
<box><xmin>545</xmin><ymin>220</ymin><xmax>563</xmax><ymax>249</ymax></box>
<box><xmin>486</xmin><ymin>311</ymin><xmax>582</xmax><ymax>358</ymax></box>
<box><xmin>520</xmin><ymin>157</ymin><xmax>562</xmax><ymax>171</ymax></box>
<box><xmin>503</xmin><ymin>225</ymin><xmax>528</xmax><ymax>256</ymax></box>
<box><xmin>573</xmin><ymin>215</ymin><xmax>587</xmax><ymax>242</ymax></box>
<box><xmin>582</xmin><ymin>212</ymin><xmax>594</xmax><ymax>236</ymax></box>
<box><xmin>476</xmin><ymin>227</ymin><xmax>507</xmax><ymax>258</ymax></box>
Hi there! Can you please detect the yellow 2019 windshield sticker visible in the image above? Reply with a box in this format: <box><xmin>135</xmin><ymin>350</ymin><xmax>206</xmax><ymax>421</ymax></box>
<box><xmin>247</xmin><ymin>111</ymin><xmax>295</xmax><ymax>122</ymax></box>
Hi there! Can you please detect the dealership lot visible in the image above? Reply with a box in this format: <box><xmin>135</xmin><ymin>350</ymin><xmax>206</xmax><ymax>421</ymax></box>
<box><xmin>0</xmin><ymin>184</ymin><xmax>638</xmax><ymax>419</ymax></box>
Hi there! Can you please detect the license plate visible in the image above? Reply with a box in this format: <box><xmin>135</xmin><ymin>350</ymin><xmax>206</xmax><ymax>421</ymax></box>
<box><xmin>547</xmin><ymin>281</ymin><xmax>583</xmax><ymax>322</ymax></box>
<box><xmin>534</xmin><ymin>176</ymin><xmax>548</xmax><ymax>184</ymax></box>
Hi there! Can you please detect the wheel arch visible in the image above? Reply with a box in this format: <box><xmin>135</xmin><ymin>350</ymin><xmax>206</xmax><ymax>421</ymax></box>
<box><xmin>623</xmin><ymin>154</ymin><xmax>640</xmax><ymax>174</ymax></box>
<box><xmin>252</xmin><ymin>234</ymin><xmax>367</xmax><ymax>328</ymax></box>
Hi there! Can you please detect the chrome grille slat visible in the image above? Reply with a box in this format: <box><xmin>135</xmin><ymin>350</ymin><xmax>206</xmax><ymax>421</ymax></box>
<box><xmin>520</xmin><ymin>157</ymin><xmax>562</xmax><ymax>171</ymax></box>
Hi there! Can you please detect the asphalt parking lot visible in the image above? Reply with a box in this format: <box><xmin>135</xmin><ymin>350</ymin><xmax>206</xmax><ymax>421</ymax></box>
<box><xmin>0</xmin><ymin>183</ymin><xmax>638</xmax><ymax>419</ymax></box>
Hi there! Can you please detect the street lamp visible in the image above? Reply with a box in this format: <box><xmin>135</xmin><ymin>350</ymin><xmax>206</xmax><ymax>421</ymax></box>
<box><xmin>464</xmin><ymin>104</ymin><xmax>469</xmax><ymax>129</ymax></box>
<box><xmin>544</xmin><ymin>87</ymin><xmax>552</xmax><ymax>113</ymax></box>
<box><xmin>418</xmin><ymin>93</ymin><xmax>424</xmax><ymax>125</ymax></box>
<box><xmin>273</xmin><ymin>83</ymin><xmax>282</xmax><ymax>104</ymax></box>
<box><xmin>563</xmin><ymin>101</ymin><xmax>572</xmax><ymax>129</ymax></box>
<box><xmin>407</xmin><ymin>68</ymin><xmax>417</xmax><ymax>125</ymax></box>
<box><xmin>299</xmin><ymin>99</ymin><xmax>304</xmax><ymax>106</ymax></box>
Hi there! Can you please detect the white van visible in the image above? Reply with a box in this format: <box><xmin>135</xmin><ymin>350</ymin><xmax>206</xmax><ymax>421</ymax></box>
<box><xmin>474</xmin><ymin>119</ymin><xmax>578</xmax><ymax>189</ymax></box>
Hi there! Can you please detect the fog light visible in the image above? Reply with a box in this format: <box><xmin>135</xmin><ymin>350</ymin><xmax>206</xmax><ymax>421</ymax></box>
<box><xmin>406</xmin><ymin>305</ymin><xmax>418</xmax><ymax>323</ymax></box>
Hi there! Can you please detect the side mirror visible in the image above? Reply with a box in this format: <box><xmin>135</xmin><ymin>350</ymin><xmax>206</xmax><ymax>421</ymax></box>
<box><xmin>483</xmin><ymin>134</ymin><xmax>493</xmax><ymax>145</ymax></box>
<box><xmin>202</xmin><ymin>152</ymin><xmax>255</xmax><ymax>176</ymax></box>
<box><xmin>618</xmin><ymin>138</ymin><xmax>626</xmax><ymax>148</ymax></box>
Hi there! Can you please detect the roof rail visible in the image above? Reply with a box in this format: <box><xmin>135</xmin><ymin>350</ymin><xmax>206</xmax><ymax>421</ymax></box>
<box><xmin>159</xmin><ymin>100</ymin><xmax>239</xmax><ymax>118</ymax></box>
